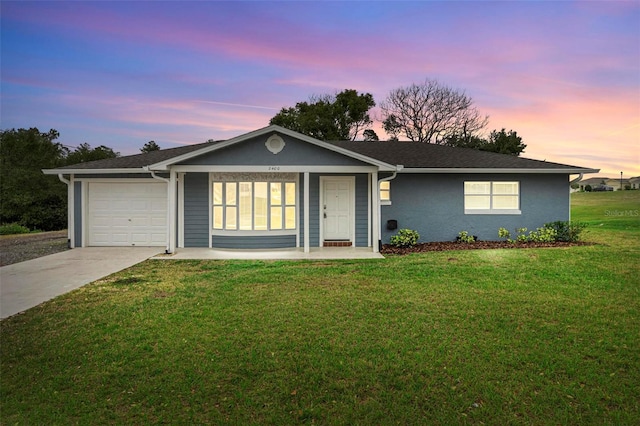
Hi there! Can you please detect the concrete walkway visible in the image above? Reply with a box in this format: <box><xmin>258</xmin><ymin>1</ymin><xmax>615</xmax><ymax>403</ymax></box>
<box><xmin>0</xmin><ymin>247</ymin><xmax>161</xmax><ymax>320</ymax></box>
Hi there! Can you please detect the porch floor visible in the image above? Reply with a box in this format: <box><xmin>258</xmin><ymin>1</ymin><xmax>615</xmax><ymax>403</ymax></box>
<box><xmin>153</xmin><ymin>247</ymin><xmax>384</xmax><ymax>260</ymax></box>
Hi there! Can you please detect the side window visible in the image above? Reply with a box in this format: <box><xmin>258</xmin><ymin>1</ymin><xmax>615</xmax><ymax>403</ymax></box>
<box><xmin>464</xmin><ymin>181</ymin><xmax>520</xmax><ymax>214</ymax></box>
<box><xmin>380</xmin><ymin>181</ymin><xmax>391</xmax><ymax>204</ymax></box>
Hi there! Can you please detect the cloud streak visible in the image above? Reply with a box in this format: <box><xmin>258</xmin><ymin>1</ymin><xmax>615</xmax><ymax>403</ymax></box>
<box><xmin>1</xmin><ymin>1</ymin><xmax>638</xmax><ymax>176</ymax></box>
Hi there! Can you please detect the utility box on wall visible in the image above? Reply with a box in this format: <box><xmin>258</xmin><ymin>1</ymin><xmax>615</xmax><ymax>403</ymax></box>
<box><xmin>387</xmin><ymin>219</ymin><xmax>398</xmax><ymax>230</ymax></box>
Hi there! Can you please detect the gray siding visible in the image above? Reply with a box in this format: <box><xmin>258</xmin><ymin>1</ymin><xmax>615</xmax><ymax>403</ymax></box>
<box><xmin>381</xmin><ymin>173</ymin><xmax>570</xmax><ymax>243</ymax></box>
<box><xmin>212</xmin><ymin>235</ymin><xmax>296</xmax><ymax>249</ymax></box>
<box><xmin>298</xmin><ymin>173</ymin><xmax>305</xmax><ymax>246</ymax></box>
<box><xmin>308</xmin><ymin>174</ymin><xmax>320</xmax><ymax>247</ymax></box>
<box><xmin>179</xmin><ymin>134</ymin><xmax>369</xmax><ymax>167</ymax></box>
<box><xmin>183</xmin><ymin>173</ymin><xmax>209</xmax><ymax>247</ymax></box>
<box><xmin>355</xmin><ymin>174</ymin><xmax>369</xmax><ymax>247</ymax></box>
<box><xmin>74</xmin><ymin>181</ymin><xmax>82</xmax><ymax>247</ymax></box>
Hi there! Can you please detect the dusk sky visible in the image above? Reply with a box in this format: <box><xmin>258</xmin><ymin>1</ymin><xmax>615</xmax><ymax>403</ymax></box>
<box><xmin>2</xmin><ymin>1</ymin><xmax>639</xmax><ymax>177</ymax></box>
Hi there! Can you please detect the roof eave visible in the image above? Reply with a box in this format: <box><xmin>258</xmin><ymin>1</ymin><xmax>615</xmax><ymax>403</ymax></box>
<box><xmin>43</xmin><ymin>168</ymin><xmax>150</xmax><ymax>175</ymax></box>
<box><xmin>399</xmin><ymin>168</ymin><xmax>600</xmax><ymax>174</ymax></box>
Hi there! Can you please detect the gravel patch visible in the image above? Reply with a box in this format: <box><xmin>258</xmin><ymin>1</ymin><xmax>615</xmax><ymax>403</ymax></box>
<box><xmin>0</xmin><ymin>231</ymin><xmax>69</xmax><ymax>266</ymax></box>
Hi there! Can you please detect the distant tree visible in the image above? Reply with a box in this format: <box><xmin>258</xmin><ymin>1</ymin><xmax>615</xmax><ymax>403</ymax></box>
<box><xmin>443</xmin><ymin>134</ymin><xmax>486</xmax><ymax>150</ymax></box>
<box><xmin>363</xmin><ymin>129</ymin><xmax>379</xmax><ymax>141</ymax></box>
<box><xmin>65</xmin><ymin>143</ymin><xmax>119</xmax><ymax>165</ymax></box>
<box><xmin>380</xmin><ymin>79</ymin><xmax>488</xmax><ymax>143</ymax></box>
<box><xmin>444</xmin><ymin>129</ymin><xmax>526</xmax><ymax>156</ymax></box>
<box><xmin>140</xmin><ymin>140</ymin><xmax>161</xmax><ymax>153</ymax></box>
<box><xmin>270</xmin><ymin>89</ymin><xmax>376</xmax><ymax>140</ymax></box>
<box><xmin>0</xmin><ymin>128</ymin><xmax>68</xmax><ymax>230</ymax></box>
<box><xmin>481</xmin><ymin>129</ymin><xmax>526</xmax><ymax>156</ymax></box>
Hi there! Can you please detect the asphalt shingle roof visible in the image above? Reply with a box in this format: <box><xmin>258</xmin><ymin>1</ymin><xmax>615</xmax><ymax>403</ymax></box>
<box><xmin>328</xmin><ymin>141</ymin><xmax>590</xmax><ymax>171</ymax></box>
<box><xmin>56</xmin><ymin>136</ymin><xmax>592</xmax><ymax>172</ymax></box>
<box><xmin>57</xmin><ymin>140</ymin><xmax>220</xmax><ymax>170</ymax></box>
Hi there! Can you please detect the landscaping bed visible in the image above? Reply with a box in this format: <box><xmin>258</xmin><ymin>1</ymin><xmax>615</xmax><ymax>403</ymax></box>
<box><xmin>381</xmin><ymin>240</ymin><xmax>591</xmax><ymax>255</ymax></box>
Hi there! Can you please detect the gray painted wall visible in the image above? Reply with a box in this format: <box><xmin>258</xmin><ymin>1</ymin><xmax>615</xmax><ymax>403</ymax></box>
<box><xmin>380</xmin><ymin>173</ymin><xmax>570</xmax><ymax>243</ymax></box>
<box><xmin>183</xmin><ymin>173</ymin><xmax>209</xmax><ymax>247</ymax></box>
<box><xmin>179</xmin><ymin>134</ymin><xmax>369</xmax><ymax>167</ymax></box>
<box><xmin>74</xmin><ymin>181</ymin><xmax>82</xmax><ymax>247</ymax></box>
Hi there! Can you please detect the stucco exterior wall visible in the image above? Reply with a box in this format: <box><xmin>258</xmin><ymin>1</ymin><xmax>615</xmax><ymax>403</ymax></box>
<box><xmin>381</xmin><ymin>173</ymin><xmax>570</xmax><ymax>243</ymax></box>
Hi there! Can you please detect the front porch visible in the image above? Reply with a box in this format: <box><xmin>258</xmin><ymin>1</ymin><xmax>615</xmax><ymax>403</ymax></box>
<box><xmin>153</xmin><ymin>247</ymin><xmax>384</xmax><ymax>260</ymax></box>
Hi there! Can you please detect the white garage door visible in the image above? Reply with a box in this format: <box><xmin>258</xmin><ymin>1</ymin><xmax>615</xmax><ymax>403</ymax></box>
<box><xmin>88</xmin><ymin>182</ymin><xmax>167</xmax><ymax>246</ymax></box>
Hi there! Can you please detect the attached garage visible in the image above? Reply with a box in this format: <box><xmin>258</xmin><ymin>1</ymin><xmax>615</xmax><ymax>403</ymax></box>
<box><xmin>87</xmin><ymin>181</ymin><xmax>167</xmax><ymax>246</ymax></box>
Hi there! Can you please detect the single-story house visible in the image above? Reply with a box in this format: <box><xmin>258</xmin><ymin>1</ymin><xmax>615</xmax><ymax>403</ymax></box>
<box><xmin>578</xmin><ymin>177</ymin><xmax>631</xmax><ymax>191</ymax></box>
<box><xmin>43</xmin><ymin>125</ymin><xmax>598</xmax><ymax>253</ymax></box>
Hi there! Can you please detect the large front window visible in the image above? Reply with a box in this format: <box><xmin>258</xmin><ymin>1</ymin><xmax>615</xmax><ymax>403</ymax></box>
<box><xmin>212</xmin><ymin>174</ymin><xmax>296</xmax><ymax>231</ymax></box>
<box><xmin>464</xmin><ymin>181</ymin><xmax>520</xmax><ymax>214</ymax></box>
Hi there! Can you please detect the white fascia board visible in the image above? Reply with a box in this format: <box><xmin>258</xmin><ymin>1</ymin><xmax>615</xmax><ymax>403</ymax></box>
<box><xmin>147</xmin><ymin>124</ymin><xmax>396</xmax><ymax>171</ymax></box>
<box><xmin>399</xmin><ymin>167</ymin><xmax>600</xmax><ymax>174</ymax></box>
<box><xmin>171</xmin><ymin>165</ymin><xmax>379</xmax><ymax>173</ymax></box>
<box><xmin>43</xmin><ymin>168</ymin><xmax>150</xmax><ymax>175</ymax></box>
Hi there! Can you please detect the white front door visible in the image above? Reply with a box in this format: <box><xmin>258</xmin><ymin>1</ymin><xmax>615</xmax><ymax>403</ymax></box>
<box><xmin>321</xmin><ymin>177</ymin><xmax>354</xmax><ymax>242</ymax></box>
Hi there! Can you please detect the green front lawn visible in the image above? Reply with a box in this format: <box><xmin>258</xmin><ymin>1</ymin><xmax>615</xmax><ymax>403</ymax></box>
<box><xmin>1</xmin><ymin>191</ymin><xmax>639</xmax><ymax>424</ymax></box>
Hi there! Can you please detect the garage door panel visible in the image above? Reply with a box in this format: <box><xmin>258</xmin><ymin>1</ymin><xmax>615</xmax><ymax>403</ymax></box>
<box><xmin>88</xmin><ymin>182</ymin><xmax>167</xmax><ymax>247</ymax></box>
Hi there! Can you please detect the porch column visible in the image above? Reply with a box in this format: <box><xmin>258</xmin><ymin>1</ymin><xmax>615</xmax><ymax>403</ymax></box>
<box><xmin>304</xmin><ymin>172</ymin><xmax>310</xmax><ymax>253</ymax></box>
<box><xmin>68</xmin><ymin>174</ymin><xmax>75</xmax><ymax>248</ymax></box>
<box><xmin>372</xmin><ymin>171</ymin><xmax>379</xmax><ymax>252</ymax></box>
<box><xmin>167</xmin><ymin>168</ymin><xmax>177</xmax><ymax>254</ymax></box>
<box><xmin>177</xmin><ymin>172</ymin><xmax>185</xmax><ymax>248</ymax></box>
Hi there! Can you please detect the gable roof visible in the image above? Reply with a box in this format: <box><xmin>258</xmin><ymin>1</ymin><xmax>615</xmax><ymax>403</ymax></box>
<box><xmin>43</xmin><ymin>125</ymin><xmax>598</xmax><ymax>175</ymax></box>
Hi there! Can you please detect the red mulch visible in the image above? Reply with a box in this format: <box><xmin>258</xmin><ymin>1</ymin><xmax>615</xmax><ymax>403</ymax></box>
<box><xmin>380</xmin><ymin>240</ymin><xmax>592</xmax><ymax>255</ymax></box>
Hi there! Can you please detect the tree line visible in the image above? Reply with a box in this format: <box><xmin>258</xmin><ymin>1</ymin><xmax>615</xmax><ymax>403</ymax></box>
<box><xmin>0</xmin><ymin>128</ymin><xmax>161</xmax><ymax>231</ymax></box>
<box><xmin>2</xmin><ymin>78</ymin><xmax>525</xmax><ymax>232</ymax></box>
<box><xmin>270</xmin><ymin>79</ymin><xmax>526</xmax><ymax>156</ymax></box>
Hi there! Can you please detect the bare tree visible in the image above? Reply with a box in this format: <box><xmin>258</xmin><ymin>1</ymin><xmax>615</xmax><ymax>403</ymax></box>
<box><xmin>380</xmin><ymin>79</ymin><xmax>488</xmax><ymax>143</ymax></box>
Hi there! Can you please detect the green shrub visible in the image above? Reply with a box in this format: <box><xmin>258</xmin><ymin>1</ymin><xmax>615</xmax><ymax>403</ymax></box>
<box><xmin>390</xmin><ymin>229</ymin><xmax>420</xmax><ymax>248</ymax></box>
<box><xmin>528</xmin><ymin>226</ymin><xmax>558</xmax><ymax>242</ymax></box>
<box><xmin>498</xmin><ymin>227</ymin><xmax>511</xmax><ymax>241</ymax></box>
<box><xmin>0</xmin><ymin>223</ymin><xmax>31</xmax><ymax>235</ymax></box>
<box><xmin>499</xmin><ymin>226</ymin><xmax>558</xmax><ymax>243</ymax></box>
<box><xmin>457</xmin><ymin>231</ymin><xmax>476</xmax><ymax>243</ymax></box>
<box><xmin>544</xmin><ymin>221</ymin><xmax>587</xmax><ymax>242</ymax></box>
<box><xmin>515</xmin><ymin>227</ymin><xmax>529</xmax><ymax>243</ymax></box>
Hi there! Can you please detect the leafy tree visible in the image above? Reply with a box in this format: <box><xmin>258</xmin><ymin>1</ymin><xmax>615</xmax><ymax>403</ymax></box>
<box><xmin>0</xmin><ymin>128</ymin><xmax>68</xmax><ymax>230</ymax></box>
<box><xmin>363</xmin><ymin>129</ymin><xmax>379</xmax><ymax>141</ymax></box>
<box><xmin>65</xmin><ymin>143</ymin><xmax>119</xmax><ymax>165</ymax></box>
<box><xmin>140</xmin><ymin>140</ymin><xmax>161</xmax><ymax>153</ymax></box>
<box><xmin>270</xmin><ymin>89</ymin><xmax>376</xmax><ymax>140</ymax></box>
<box><xmin>380</xmin><ymin>79</ymin><xmax>488</xmax><ymax>143</ymax></box>
<box><xmin>444</xmin><ymin>129</ymin><xmax>526</xmax><ymax>156</ymax></box>
<box><xmin>482</xmin><ymin>129</ymin><xmax>526</xmax><ymax>156</ymax></box>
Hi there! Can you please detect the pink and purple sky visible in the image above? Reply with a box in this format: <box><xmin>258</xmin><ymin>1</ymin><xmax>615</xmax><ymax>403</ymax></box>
<box><xmin>2</xmin><ymin>1</ymin><xmax>639</xmax><ymax>177</ymax></box>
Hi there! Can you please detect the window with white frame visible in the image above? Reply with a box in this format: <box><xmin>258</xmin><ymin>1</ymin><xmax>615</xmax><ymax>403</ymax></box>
<box><xmin>464</xmin><ymin>181</ymin><xmax>520</xmax><ymax>214</ymax></box>
<box><xmin>212</xmin><ymin>174</ymin><xmax>296</xmax><ymax>231</ymax></box>
<box><xmin>380</xmin><ymin>181</ymin><xmax>391</xmax><ymax>204</ymax></box>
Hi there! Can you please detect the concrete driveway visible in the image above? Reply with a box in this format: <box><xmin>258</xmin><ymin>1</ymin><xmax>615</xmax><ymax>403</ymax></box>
<box><xmin>0</xmin><ymin>247</ymin><xmax>161</xmax><ymax>320</ymax></box>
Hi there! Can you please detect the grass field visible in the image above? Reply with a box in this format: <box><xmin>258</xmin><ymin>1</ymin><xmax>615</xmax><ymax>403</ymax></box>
<box><xmin>1</xmin><ymin>191</ymin><xmax>639</xmax><ymax>424</ymax></box>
